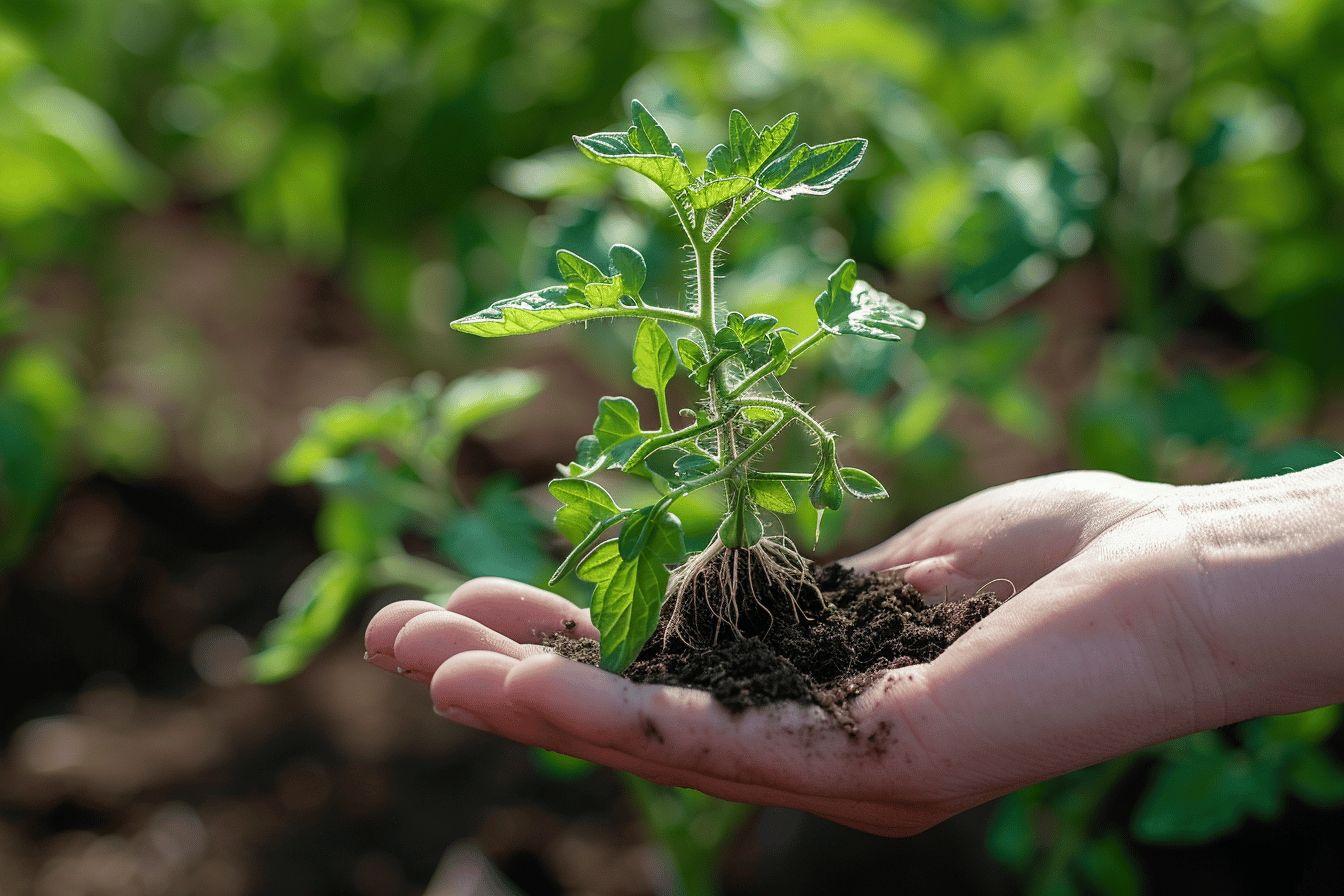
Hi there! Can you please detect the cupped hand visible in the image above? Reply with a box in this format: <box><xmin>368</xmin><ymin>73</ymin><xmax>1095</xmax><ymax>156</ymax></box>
<box><xmin>364</xmin><ymin>466</ymin><xmax>1343</xmax><ymax>836</ymax></box>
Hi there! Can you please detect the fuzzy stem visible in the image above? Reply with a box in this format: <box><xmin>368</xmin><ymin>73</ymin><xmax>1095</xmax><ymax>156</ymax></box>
<box><xmin>623</xmin><ymin>413</ymin><xmax>736</xmax><ymax>470</ymax></box>
<box><xmin>734</xmin><ymin>396</ymin><xmax>832</xmax><ymax>444</ymax></box>
<box><xmin>725</xmin><ymin>328</ymin><xmax>831</xmax><ymax>400</ymax></box>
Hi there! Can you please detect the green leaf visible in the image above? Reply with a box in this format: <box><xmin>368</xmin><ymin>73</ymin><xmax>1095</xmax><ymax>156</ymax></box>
<box><xmin>748</xmin><ymin>477</ymin><xmax>796</xmax><ymax>514</ymax></box>
<box><xmin>593</xmin><ymin>396</ymin><xmax>643</xmax><ymax>450</ymax></box>
<box><xmin>1287</xmin><ymin>748</ymin><xmax>1344</xmax><ymax>806</ymax></box>
<box><xmin>839</xmin><ymin>466</ymin><xmax>888</xmax><ymax>500</ymax></box>
<box><xmin>705</xmin><ymin>143</ymin><xmax>733</xmax><ymax>177</ymax></box>
<box><xmin>677</xmin><ymin>337</ymin><xmax>707</xmax><ymax>371</ymax></box>
<box><xmin>632</xmin><ymin>320</ymin><xmax>677</xmax><ymax>394</ymax></box>
<box><xmin>550</xmin><ymin>479</ymin><xmax>622</xmax><ymax>544</ymax></box>
<box><xmin>577</xmin><ymin>539</ymin><xmax>622</xmax><ymax>584</ymax></box>
<box><xmin>580</xmin><ymin>539</ymin><xmax>671</xmax><ymax>672</ymax></box>
<box><xmin>439</xmin><ymin>478</ymin><xmax>548</xmax><ymax>581</ymax></box>
<box><xmin>985</xmin><ymin>793</ymin><xmax>1035</xmax><ymax>871</ymax></box>
<box><xmin>745</xmin><ymin>113</ymin><xmax>799</xmax><ymax>174</ymax></box>
<box><xmin>452</xmin><ymin>286</ymin><xmax>629</xmax><ymax>337</ymax></box>
<box><xmin>758</xmin><ymin>138</ymin><xmax>866</xmax><ymax>199</ymax></box>
<box><xmin>618</xmin><ymin>505</ymin><xmax>661</xmax><ymax>560</ymax></box>
<box><xmin>582</xmin><ymin>280</ymin><xmax>624</xmax><ymax>308</ymax></box>
<box><xmin>572</xmin><ymin>101</ymin><xmax>692</xmax><ymax>194</ymax></box>
<box><xmin>556</xmin><ymin>249</ymin><xmax>605</xmax><ymax>287</ymax></box>
<box><xmin>814</xmin><ymin>260</ymin><xmax>926</xmax><ymax>342</ymax></box>
<box><xmin>673</xmin><ymin>453</ymin><xmax>717</xmax><ymax>481</ymax></box>
<box><xmin>609</xmin><ymin>244</ymin><xmax>646</xmax><ymax>294</ymax></box>
<box><xmin>628</xmin><ymin>99</ymin><xmax>674</xmax><ymax>155</ymax></box>
<box><xmin>714</xmin><ymin>312</ymin><xmax>779</xmax><ymax>352</ymax></box>
<box><xmin>617</xmin><ymin>505</ymin><xmax>687</xmax><ymax>563</ymax></box>
<box><xmin>728</xmin><ymin>109</ymin><xmax>756</xmax><ymax>168</ymax></box>
<box><xmin>438</xmin><ymin>369</ymin><xmax>543</xmax><ymax>437</ymax></box>
<box><xmin>250</xmin><ymin>553</ymin><xmax>366</xmax><ymax>683</ymax></box>
<box><xmin>687</xmin><ymin>175</ymin><xmax>755</xmax><ymax>209</ymax></box>
<box><xmin>1133</xmin><ymin>733</ymin><xmax>1258</xmax><ymax>844</ymax></box>
<box><xmin>1076</xmin><ymin>835</ymin><xmax>1142</xmax><ymax>896</ymax></box>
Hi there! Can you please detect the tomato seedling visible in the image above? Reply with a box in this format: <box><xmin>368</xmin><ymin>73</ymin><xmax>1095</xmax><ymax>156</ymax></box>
<box><xmin>452</xmin><ymin>102</ymin><xmax>926</xmax><ymax>671</ymax></box>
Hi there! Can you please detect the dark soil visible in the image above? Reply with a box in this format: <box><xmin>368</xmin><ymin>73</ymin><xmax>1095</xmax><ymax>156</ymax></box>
<box><xmin>549</xmin><ymin>555</ymin><xmax>1001</xmax><ymax>715</ymax></box>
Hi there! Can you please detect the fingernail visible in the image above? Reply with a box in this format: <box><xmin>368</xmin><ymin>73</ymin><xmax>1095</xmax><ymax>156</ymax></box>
<box><xmin>436</xmin><ymin>705</ymin><xmax>487</xmax><ymax>728</ymax></box>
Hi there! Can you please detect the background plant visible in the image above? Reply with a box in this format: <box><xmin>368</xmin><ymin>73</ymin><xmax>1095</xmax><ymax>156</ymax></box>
<box><xmin>259</xmin><ymin>370</ymin><xmax>752</xmax><ymax>896</ymax></box>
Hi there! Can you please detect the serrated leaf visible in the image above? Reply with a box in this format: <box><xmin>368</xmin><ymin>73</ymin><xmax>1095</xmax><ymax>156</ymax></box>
<box><xmin>632</xmin><ymin>320</ymin><xmax>676</xmax><ymax>393</ymax></box>
<box><xmin>550</xmin><ymin>479</ymin><xmax>622</xmax><ymax>544</ymax></box>
<box><xmin>629</xmin><ymin>99</ymin><xmax>674</xmax><ymax>155</ymax></box>
<box><xmin>556</xmin><ymin>249</ymin><xmax>605</xmax><ymax>287</ymax></box>
<box><xmin>839</xmin><ymin>466</ymin><xmax>888</xmax><ymax>500</ymax></box>
<box><xmin>609</xmin><ymin>244</ymin><xmax>646</xmax><ymax>294</ymax></box>
<box><xmin>728</xmin><ymin>109</ymin><xmax>756</xmax><ymax>168</ymax></box>
<box><xmin>748</xmin><ymin>477</ymin><xmax>796</xmax><ymax>514</ymax></box>
<box><xmin>814</xmin><ymin>260</ymin><xmax>926</xmax><ymax>342</ymax></box>
<box><xmin>758</xmin><ymin>138</ymin><xmax>867</xmax><ymax>199</ymax></box>
<box><xmin>687</xmin><ymin>175</ymin><xmax>755</xmax><ymax>209</ymax></box>
<box><xmin>744</xmin><ymin>113</ymin><xmax>799</xmax><ymax>174</ymax></box>
<box><xmin>573</xmin><ymin>102</ymin><xmax>692</xmax><ymax>194</ymax></box>
<box><xmin>452</xmin><ymin>286</ymin><xmax>628</xmax><ymax>337</ymax></box>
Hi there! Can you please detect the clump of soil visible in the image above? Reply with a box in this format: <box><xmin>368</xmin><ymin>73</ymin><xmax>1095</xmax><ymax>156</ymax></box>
<box><xmin>548</xmin><ymin>555</ymin><xmax>1001</xmax><ymax>716</ymax></box>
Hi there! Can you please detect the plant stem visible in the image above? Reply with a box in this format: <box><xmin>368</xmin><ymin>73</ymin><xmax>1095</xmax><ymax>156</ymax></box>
<box><xmin>735</xmin><ymin>396</ymin><xmax>832</xmax><ymax>444</ymax></box>
<box><xmin>725</xmin><ymin>328</ymin><xmax>831</xmax><ymax>399</ymax></box>
<box><xmin>745</xmin><ymin>470</ymin><xmax>813</xmax><ymax>481</ymax></box>
<box><xmin>623</xmin><ymin>413</ymin><xmax>736</xmax><ymax>470</ymax></box>
<box><xmin>655</xmin><ymin>388</ymin><xmax>672</xmax><ymax>432</ymax></box>
<box><xmin>666</xmin><ymin>416</ymin><xmax>789</xmax><ymax>500</ymax></box>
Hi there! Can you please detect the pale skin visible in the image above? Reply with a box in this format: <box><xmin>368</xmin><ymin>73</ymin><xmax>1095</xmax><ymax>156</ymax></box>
<box><xmin>365</xmin><ymin>460</ymin><xmax>1344</xmax><ymax>837</ymax></box>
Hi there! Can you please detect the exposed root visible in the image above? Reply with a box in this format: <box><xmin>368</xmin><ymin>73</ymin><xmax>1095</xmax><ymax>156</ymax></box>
<box><xmin>662</xmin><ymin>535</ymin><xmax>822</xmax><ymax>648</ymax></box>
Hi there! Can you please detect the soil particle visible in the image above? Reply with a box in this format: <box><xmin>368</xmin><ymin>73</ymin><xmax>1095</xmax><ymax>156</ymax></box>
<box><xmin>548</xmin><ymin>560</ymin><xmax>1001</xmax><ymax>720</ymax></box>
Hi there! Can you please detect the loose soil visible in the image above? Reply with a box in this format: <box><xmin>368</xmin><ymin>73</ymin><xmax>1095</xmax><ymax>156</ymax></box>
<box><xmin>547</xmin><ymin>557</ymin><xmax>1001</xmax><ymax>715</ymax></box>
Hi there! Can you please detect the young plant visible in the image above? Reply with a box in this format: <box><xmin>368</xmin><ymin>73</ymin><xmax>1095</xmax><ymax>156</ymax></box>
<box><xmin>252</xmin><ymin>369</ymin><xmax>547</xmax><ymax>681</ymax></box>
<box><xmin>452</xmin><ymin>102</ymin><xmax>926</xmax><ymax>671</ymax></box>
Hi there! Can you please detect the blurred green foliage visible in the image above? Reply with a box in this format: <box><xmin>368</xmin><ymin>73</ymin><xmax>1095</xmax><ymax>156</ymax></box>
<box><xmin>252</xmin><ymin>369</ymin><xmax>547</xmax><ymax>680</ymax></box>
<box><xmin>1</xmin><ymin>0</ymin><xmax>1341</xmax><ymax>891</ymax></box>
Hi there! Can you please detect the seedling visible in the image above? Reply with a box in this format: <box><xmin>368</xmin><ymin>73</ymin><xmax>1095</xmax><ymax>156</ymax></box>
<box><xmin>452</xmin><ymin>102</ymin><xmax>925</xmax><ymax>671</ymax></box>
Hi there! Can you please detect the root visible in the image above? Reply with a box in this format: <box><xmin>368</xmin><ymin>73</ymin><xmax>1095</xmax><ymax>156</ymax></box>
<box><xmin>662</xmin><ymin>535</ymin><xmax>822</xmax><ymax>648</ymax></box>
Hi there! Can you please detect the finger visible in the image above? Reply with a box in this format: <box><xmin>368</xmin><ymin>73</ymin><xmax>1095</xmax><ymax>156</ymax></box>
<box><xmin>429</xmin><ymin>653</ymin><xmax>919</xmax><ymax>829</ymax></box>
<box><xmin>393</xmin><ymin>611</ymin><xmax>544</xmax><ymax>683</ymax></box>
<box><xmin>365</xmin><ymin>600</ymin><xmax>445</xmax><ymax>672</ymax></box>
<box><xmin>444</xmin><ymin>577</ymin><xmax>599</xmax><ymax>642</ymax></box>
<box><xmin>502</xmin><ymin>653</ymin><xmax>940</xmax><ymax>802</ymax></box>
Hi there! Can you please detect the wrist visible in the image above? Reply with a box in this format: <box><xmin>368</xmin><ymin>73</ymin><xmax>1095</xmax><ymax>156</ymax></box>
<box><xmin>1175</xmin><ymin>460</ymin><xmax>1344</xmax><ymax>716</ymax></box>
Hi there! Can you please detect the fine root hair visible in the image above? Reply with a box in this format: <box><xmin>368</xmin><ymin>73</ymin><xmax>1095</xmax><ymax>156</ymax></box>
<box><xmin>662</xmin><ymin>534</ymin><xmax>821</xmax><ymax>647</ymax></box>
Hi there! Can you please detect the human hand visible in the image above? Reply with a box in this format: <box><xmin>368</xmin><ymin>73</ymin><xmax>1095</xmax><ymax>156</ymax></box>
<box><xmin>365</xmin><ymin>464</ymin><xmax>1344</xmax><ymax>836</ymax></box>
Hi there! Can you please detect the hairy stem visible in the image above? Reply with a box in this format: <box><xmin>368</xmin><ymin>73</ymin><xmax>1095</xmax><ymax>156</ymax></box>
<box><xmin>725</xmin><ymin>328</ymin><xmax>831</xmax><ymax>399</ymax></box>
<box><xmin>735</xmin><ymin>396</ymin><xmax>832</xmax><ymax>444</ymax></box>
<box><xmin>623</xmin><ymin>413</ymin><xmax>736</xmax><ymax>470</ymax></box>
